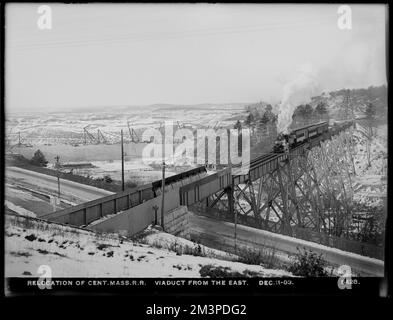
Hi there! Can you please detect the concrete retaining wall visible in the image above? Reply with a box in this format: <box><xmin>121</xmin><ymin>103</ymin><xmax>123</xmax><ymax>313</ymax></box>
<box><xmin>88</xmin><ymin>187</ymin><xmax>183</xmax><ymax>237</ymax></box>
<box><xmin>164</xmin><ymin>206</ymin><xmax>191</xmax><ymax>239</ymax></box>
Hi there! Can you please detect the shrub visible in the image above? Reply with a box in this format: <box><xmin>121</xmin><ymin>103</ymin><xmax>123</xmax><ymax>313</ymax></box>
<box><xmin>238</xmin><ymin>248</ymin><xmax>276</xmax><ymax>267</ymax></box>
<box><xmin>183</xmin><ymin>242</ymin><xmax>206</xmax><ymax>257</ymax></box>
<box><xmin>237</xmin><ymin>247</ymin><xmax>278</xmax><ymax>268</ymax></box>
<box><xmin>125</xmin><ymin>180</ymin><xmax>137</xmax><ymax>189</ymax></box>
<box><xmin>199</xmin><ymin>265</ymin><xmax>243</xmax><ymax>278</ymax></box>
<box><xmin>168</xmin><ymin>240</ymin><xmax>206</xmax><ymax>257</ymax></box>
<box><xmin>30</xmin><ymin>150</ymin><xmax>48</xmax><ymax>167</ymax></box>
<box><xmin>141</xmin><ymin>237</ymin><xmax>207</xmax><ymax>258</ymax></box>
<box><xmin>287</xmin><ymin>248</ymin><xmax>329</xmax><ymax>277</ymax></box>
<box><xmin>199</xmin><ymin>265</ymin><xmax>263</xmax><ymax>278</ymax></box>
<box><xmin>103</xmin><ymin>175</ymin><xmax>113</xmax><ymax>183</ymax></box>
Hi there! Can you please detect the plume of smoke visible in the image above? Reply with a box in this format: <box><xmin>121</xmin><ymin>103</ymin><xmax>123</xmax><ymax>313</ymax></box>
<box><xmin>276</xmin><ymin>64</ymin><xmax>321</xmax><ymax>134</ymax></box>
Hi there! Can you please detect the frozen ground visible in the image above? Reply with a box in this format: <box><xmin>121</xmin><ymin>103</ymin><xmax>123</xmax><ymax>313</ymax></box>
<box><xmin>5</xmin><ymin>214</ymin><xmax>292</xmax><ymax>278</ymax></box>
<box><xmin>6</xmin><ymin>104</ymin><xmax>246</xmax><ymax>147</ymax></box>
<box><xmin>6</xmin><ymin>103</ymin><xmax>248</xmax><ymax>188</ymax></box>
<box><xmin>69</xmin><ymin>158</ymin><xmax>179</xmax><ymax>185</ymax></box>
<box><xmin>353</xmin><ymin>123</ymin><xmax>387</xmax><ymax>175</ymax></box>
<box><xmin>6</xmin><ymin>103</ymin><xmax>246</xmax><ymax>184</ymax></box>
<box><xmin>141</xmin><ymin>225</ymin><xmax>239</xmax><ymax>262</ymax></box>
<box><xmin>351</xmin><ymin>123</ymin><xmax>387</xmax><ymax>208</ymax></box>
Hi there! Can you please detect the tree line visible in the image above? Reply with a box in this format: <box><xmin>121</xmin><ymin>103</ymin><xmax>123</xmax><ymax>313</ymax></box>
<box><xmin>236</xmin><ymin>102</ymin><xmax>329</xmax><ymax>130</ymax></box>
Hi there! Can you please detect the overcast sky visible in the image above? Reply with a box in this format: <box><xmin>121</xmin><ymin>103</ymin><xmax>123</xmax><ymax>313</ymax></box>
<box><xmin>5</xmin><ymin>3</ymin><xmax>387</xmax><ymax>113</ymax></box>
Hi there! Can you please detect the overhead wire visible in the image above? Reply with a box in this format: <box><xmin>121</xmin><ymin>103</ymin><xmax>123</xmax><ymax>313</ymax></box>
<box><xmin>8</xmin><ymin>17</ymin><xmax>334</xmax><ymax>51</ymax></box>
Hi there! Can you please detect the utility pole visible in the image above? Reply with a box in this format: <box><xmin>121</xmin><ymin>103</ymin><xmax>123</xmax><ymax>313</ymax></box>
<box><xmin>228</xmin><ymin>129</ymin><xmax>236</xmax><ymax>252</ymax></box>
<box><xmin>18</xmin><ymin>132</ymin><xmax>21</xmax><ymax>145</ymax></box>
<box><xmin>161</xmin><ymin>131</ymin><xmax>166</xmax><ymax>231</ymax></box>
<box><xmin>121</xmin><ymin>129</ymin><xmax>125</xmax><ymax>191</ymax></box>
<box><xmin>153</xmin><ymin>205</ymin><xmax>159</xmax><ymax>225</ymax></box>
<box><xmin>161</xmin><ymin>162</ymin><xmax>166</xmax><ymax>231</ymax></box>
<box><xmin>54</xmin><ymin>155</ymin><xmax>61</xmax><ymax>199</ymax></box>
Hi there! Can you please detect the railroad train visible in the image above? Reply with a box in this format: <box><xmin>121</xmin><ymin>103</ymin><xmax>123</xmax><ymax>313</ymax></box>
<box><xmin>272</xmin><ymin>120</ymin><xmax>353</xmax><ymax>153</ymax></box>
<box><xmin>273</xmin><ymin>121</ymin><xmax>329</xmax><ymax>153</ymax></box>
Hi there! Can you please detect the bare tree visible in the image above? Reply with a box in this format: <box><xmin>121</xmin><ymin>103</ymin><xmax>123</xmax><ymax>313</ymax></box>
<box><xmin>365</xmin><ymin>102</ymin><xmax>376</xmax><ymax>167</ymax></box>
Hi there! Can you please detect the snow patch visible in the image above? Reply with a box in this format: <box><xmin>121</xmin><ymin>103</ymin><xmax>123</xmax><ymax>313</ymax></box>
<box><xmin>5</xmin><ymin>201</ymin><xmax>36</xmax><ymax>218</ymax></box>
<box><xmin>5</xmin><ymin>214</ymin><xmax>292</xmax><ymax>278</ymax></box>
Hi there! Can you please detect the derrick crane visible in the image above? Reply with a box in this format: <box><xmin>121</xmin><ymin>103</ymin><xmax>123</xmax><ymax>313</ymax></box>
<box><xmin>83</xmin><ymin>125</ymin><xmax>97</xmax><ymax>144</ymax></box>
<box><xmin>213</xmin><ymin>121</ymin><xmax>221</xmax><ymax>130</ymax></box>
<box><xmin>104</xmin><ymin>131</ymin><xmax>121</xmax><ymax>144</ymax></box>
<box><xmin>97</xmin><ymin>129</ymin><xmax>108</xmax><ymax>144</ymax></box>
<box><xmin>127</xmin><ymin>121</ymin><xmax>140</xmax><ymax>143</ymax></box>
<box><xmin>206</xmin><ymin>120</ymin><xmax>221</xmax><ymax>130</ymax></box>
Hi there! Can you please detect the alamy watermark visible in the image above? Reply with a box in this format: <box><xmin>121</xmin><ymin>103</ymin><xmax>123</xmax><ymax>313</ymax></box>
<box><xmin>37</xmin><ymin>5</ymin><xmax>52</xmax><ymax>30</ymax></box>
<box><xmin>337</xmin><ymin>5</ymin><xmax>352</xmax><ymax>30</ymax></box>
<box><xmin>141</xmin><ymin>121</ymin><xmax>251</xmax><ymax>174</ymax></box>
<box><xmin>37</xmin><ymin>4</ymin><xmax>352</xmax><ymax>32</ymax></box>
<box><xmin>337</xmin><ymin>265</ymin><xmax>353</xmax><ymax>289</ymax></box>
<box><xmin>37</xmin><ymin>265</ymin><xmax>52</xmax><ymax>289</ymax></box>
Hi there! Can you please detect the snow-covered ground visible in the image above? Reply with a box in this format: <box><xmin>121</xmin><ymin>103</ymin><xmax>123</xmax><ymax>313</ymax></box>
<box><xmin>140</xmin><ymin>226</ymin><xmax>239</xmax><ymax>262</ymax></box>
<box><xmin>6</xmin><ymin>104</ymin><xmax>246</xmax><ymax>147</ymax></box>
<box><xmin>353</xmin><ymin>123</ymin><xmax>387</xmax><ymax>176</ymax></box>
<box><xmin>351</xmin><ymin>123</ymin><xmax>387</xmax><ymax>209</ymax></box>
<box><xmin>5</xmin><ymin>214</ymin><xmax>292</xmax><ymax>278</ymax></box>
<box><xmin>6</xmin><ymin>104</ymin><xmax>246</xmax><ymax>185</ymax></box>
<box><xmin>68</xmin><ymin>159</ymin><xmax>179</xmax><ymax>185</ymax></box>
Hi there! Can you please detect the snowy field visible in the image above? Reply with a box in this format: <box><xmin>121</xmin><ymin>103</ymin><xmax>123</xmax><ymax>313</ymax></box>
<box><xmin>6</xmin><ymin>103</ymin><xmax>246</xmax><ymax>147</ymax></box>
<box><xmin>6</xmin><ymin>104</ymin><xmax>246</xmax><ymax>185</ymax></box>
<box><xmin>66</xmin><ymin>158</ymin><xmax>180</xmax><ymax>186</ymax></box>
<box><xmin>5</xmin><ymin>214</ymin><xmax>292</xmax><ymax>278</ymax></box>
<box><xmin>351</xmin><ymin>123</ymin><xmax>387</xmax><ymax>209</ymax></box>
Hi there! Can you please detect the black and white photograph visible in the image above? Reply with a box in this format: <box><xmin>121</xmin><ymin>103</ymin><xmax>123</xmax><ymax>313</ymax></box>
<box><xmin>2</xmin><ymin>3</ymin><xmax>389</xmax><ymax>296</ymax></box>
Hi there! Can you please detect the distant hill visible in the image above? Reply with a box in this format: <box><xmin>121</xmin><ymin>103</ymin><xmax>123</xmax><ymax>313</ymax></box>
<box><xmin>242</xmin><ymin>85</ymin><xmax>387</xmax><ymax>132</ymax></box>
<box><xmin>244</xmin><ymin>85</ymin><xmax>388</xmax><ymax>121</ymax></box>
<box><xmin>149</xmin><ymin>103</ymin><xmax>248</xmax><ymax>112</ymax></box>
<box><xmin>310</xmin><ymin>85</ymin><xmax>387</xmax><ymax>120</ymax></box>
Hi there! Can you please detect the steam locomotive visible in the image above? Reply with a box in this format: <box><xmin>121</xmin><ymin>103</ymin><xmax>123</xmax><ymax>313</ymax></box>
<box><xmin>273</xmin><ymin>121</ymin><xmax>329</xmax><ymax>153</ymax></box>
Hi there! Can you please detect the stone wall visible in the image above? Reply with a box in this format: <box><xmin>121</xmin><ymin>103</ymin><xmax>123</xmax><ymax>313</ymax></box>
<box><xmin>164</xmin><ymin>206</ymin><xmax>191</xmax><ymax>239</ymax></box>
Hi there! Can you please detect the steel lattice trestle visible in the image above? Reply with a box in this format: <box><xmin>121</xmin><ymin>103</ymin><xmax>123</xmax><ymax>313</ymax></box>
<box><xmin>201</xmin><ymin>126</ymin><xmax>357</xmax><ymax>238</ymax></box>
